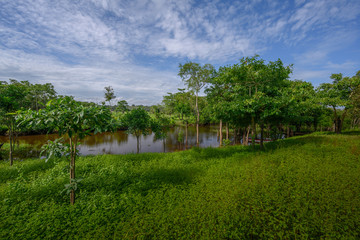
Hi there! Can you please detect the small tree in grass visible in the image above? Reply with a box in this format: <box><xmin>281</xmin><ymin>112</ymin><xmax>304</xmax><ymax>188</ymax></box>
<box><xmin>18</xmin><ymin>96</ymin><xmax>114</xmax><ymax>205</ymax></box>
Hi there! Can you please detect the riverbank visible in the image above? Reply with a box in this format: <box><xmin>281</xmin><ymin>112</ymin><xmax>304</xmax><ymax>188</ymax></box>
<box><xmin>1</xmin><ymin>133</ymin><xmax>360</xmax><ymax>239</ymax></box>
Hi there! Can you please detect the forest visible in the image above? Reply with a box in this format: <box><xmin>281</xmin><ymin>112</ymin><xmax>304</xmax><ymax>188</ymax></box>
<box><xmin>1</xmin><ymin>55</ymin><xmax>360</xmax><ymax>238</ymax></box>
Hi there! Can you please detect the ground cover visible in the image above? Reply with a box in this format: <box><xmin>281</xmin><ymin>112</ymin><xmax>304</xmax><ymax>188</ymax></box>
<box><xmin>0</xmin><ymin>133</ymin><xmax>359</xmax><ymax>239</ymax></box>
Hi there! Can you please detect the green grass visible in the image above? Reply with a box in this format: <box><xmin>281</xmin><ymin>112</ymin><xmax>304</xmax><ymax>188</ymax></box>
<box><xmin>1</xmin><ymin>133</ymin><xmax>360</xmax><ymax>239</ymax></box>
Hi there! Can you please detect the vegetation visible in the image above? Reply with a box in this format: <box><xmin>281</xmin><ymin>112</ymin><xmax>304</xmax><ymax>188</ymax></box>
<box><xmin>318</xmin><ymin>71</ymin><xmax>360</xmax><ymax>133</ymax></box>
<box><xmin>178</xmin><ymin>62</ymin><xmax>215</xmax><ymax>144</ymax></box>
<box><xmin>104</xmin><ymin>86</ymin><xmax>116</xmax><ymax>107</ymax></box>
<box><xmin>122</xmin><ymin>107</ymin><xmax>153</xmax><ymax>153</ymax></box>
<box><xmin>0</xmin><ymin>80</ymin><xmax>57</xmax><ymax>165</ymax></box>
<box><xmin>18</xmin><ymin>96</ymin><xmax>114</xmax><ymax>204</ymax></box>
<box><xmin>1</xmin><ymin>55</ymin><xmax>360</xmax><ymax>238</ymax></box>
<box><xmin>1</xmin><ymin>133</ymin><xmax>360</xmax><ymax>239</ymax></box>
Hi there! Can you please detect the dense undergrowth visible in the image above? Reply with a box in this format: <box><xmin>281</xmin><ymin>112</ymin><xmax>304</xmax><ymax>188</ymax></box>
<box><xmin>0</xmin><ymin>133</ymin><xmax>360</xmax><ymax>239</ymax></box>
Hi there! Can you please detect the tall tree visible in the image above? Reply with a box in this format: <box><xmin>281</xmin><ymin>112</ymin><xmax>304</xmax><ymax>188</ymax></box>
<box><xmin>0</xmin><ymin>80</ymin><xmax>30</xmax><ymax>165</ymax></box>
<box><xmin>317</xmin><ymin>72</ymin><xmax>360</xmax><ymax>133</ymax></box>
<box><xmin>104</xmin><ymin>86</ymin><xmax>116</xmax><ymax>107</ymax></box>
<box><xmin>178</xmin><ymin>62</ymin><xmax>215</xmax><ymax>144</ymax></box>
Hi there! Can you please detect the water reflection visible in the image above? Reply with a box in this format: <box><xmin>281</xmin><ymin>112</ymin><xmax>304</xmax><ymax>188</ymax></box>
<box><xmin>0</xmin><ymin>126</ymin><xmax>222</xmax><ymax>156</ymax></box>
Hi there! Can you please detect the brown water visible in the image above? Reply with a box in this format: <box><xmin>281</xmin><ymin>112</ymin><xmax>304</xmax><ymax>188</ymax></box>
<box><xmin>0</xmin><ymin>125</ymin><xmax>223</xmax><ymax>156</ymax></box>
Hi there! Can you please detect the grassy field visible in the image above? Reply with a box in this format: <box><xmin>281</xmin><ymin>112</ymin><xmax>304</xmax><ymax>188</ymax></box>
<box><xmin>0</xmin><ymin>133</ymin><xmax>359</xmax><ymax>239</ymax></box>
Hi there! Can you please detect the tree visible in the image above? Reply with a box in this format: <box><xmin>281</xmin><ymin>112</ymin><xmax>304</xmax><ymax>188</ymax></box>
<box><xmin>104</xmin><ymin>86</ymin><xmax>116</xmax><ymax>106</ymax></box>
<box><xmin>206</xmin><ymin>66</ymin><xmax>235</xmax><ymax>146</ymax></box>
<box><xmin>151</xmin><ymin>114</ymin><xmax>172</xmax><ymax>152</ymax></box>
<box><xmin>348</xmin><ymin>71</ymin><xmax>360</xmax><ymax>129</ymax></box>
<box><xmin>18</xmin><ymin>96</ymin><xmax>113</xmax><ymax>204</ymax></box>
<box><xmin>116</xmin><ymin>100</ymin><xmax>129</xmax><ymax>113</ymax></box>
<box><xmin>178</xmin><ymin>62</ymin><xmax>215</xmax><ymax>145</ymax></box>
<box><xmin>317</xmin><ymin>72</ymin><xmax>360</xmax><ymax>133</ymax></box>
<box><xmin>206</xmin><ymin>56</ymin><xmax>292</xmax><ymax>148</ymax></box>
<box><xmin>277</xmin><ymin>80</ymin><xmax>320</xmax><ymax>136</ymax></box>
<box><xmin>0</xmin><ymin>80</ymin><xmax>30</xmax><ymax>165</ymax></box>
<box><xmin>25</xmin><ymin>83</ymin><xmax>57</xmax><ymax>111</ymax></box>
<box><xmin>122</xmin><ymin>107</ymin><xmax>152</xmax><ymax>153</ymax></box>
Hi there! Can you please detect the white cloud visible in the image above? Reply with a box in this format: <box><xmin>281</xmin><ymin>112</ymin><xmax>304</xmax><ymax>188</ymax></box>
<box><xmin>0</xmin><ymin>0</ymin><xmax>359</xmax><ymax>103</ymax></box>
<box><xmin>0</xmin><ymin>48</ymin><xmax>181</xmax><ymax>105</ymax></box>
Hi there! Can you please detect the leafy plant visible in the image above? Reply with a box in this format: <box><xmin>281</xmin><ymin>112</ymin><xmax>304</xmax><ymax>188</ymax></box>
<box><xmin>40</xmin><ymin>138</ymin><xmax>69</xmax><ymax>162</ymax></box>
<box><xmin>18</xmin><ymin>96</ymin><xmax>114</xmax><ymax>204</ymax></box>
<box><xmin>122</xmin><ymin>107</ymin><xmax>152</xmax><ymax>153</ymax></box>
<box><xmin>222</xmin><ymin>139</ymin><xmax>231</xmax><ymax>146</ymax></box>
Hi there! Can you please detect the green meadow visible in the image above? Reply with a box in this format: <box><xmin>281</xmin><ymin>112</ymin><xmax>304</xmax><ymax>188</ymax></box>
<box><xmin>1</xmin><ymin>133</ymin><xmax>360</xmax><ymax>239</ymax></box>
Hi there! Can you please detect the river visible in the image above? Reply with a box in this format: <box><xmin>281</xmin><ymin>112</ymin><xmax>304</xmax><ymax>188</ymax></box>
<box><xmin>0</xmin><ymin>125</ymin><xmax>224</xmax><ymax>157</ymax></box>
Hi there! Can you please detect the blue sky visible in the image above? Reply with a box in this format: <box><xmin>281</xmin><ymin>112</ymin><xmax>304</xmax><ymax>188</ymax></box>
<box><xmin>1</xmin><ymin>0</ymin><xmax>359</xmax><ymax>105</ymax></box>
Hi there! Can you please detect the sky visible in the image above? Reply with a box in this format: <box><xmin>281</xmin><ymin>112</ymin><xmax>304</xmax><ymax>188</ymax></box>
<box><xmin>0</xmin><ymin>0</ymin><xmax>359</xmax><ymax>105</ymax></box>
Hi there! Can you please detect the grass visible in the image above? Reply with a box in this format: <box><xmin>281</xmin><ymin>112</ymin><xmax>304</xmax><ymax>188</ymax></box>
<box><xmin>0</xmin><ymin>133</ymin><xmax>360</xmax><ymax>239</ymax></box>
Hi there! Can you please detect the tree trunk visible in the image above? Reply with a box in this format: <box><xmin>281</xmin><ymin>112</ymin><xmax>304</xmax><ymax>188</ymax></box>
<box><xmin>260</xmin><ymin>124</ymin><xmax>264</xmax><ymax>149</ymax></box>
<box><xmin>9</xmin><ymin>121</ymin><xmax>14</xmax><ymax>166</ymax></box>
<box><xmin>313</xmin><ymin>119</ymin><xmax>318</xmax><ymax>132</ymax></box>
<box><xmin>9</xmin><ymin>131</ymin><xmax>13</xmax><ymax>166</ymax></box>
<box><xmin>286</xmin><ymin>126</ymin><xmax>290</xmax><ymax>138</ymax></box>
<box><xmin>335</xmin><ymin>116</ymin><xmax>341</xmax><ymax>134</ymax></box>
<box><xmin>338</xmin><ymin>109</ymin><xmax>348</xmax><ymax>134</ymax></box>
<box><xmin>242</xmin><ymin>126</ymin><xmax>251</xmax><ymax>145</ymax></box>
<box><xmin>233</xmin><ymin>128</ymin><xmax>237</xmax><ymax>144</ymax></box>
<box><xmin>185</xmin><ymin>122</ymin><xmax>188</xmax><ymax>149</ymax></box>
<box><xmin>69</xmin><ymin>138</ymin><xmax>76</xmax><ymax>205</ymax></box>
<box><xmin>238</xmin><ymin>128</ymin><xmax>242</xmax><ymax>144</ymax></box>
<box><xmin>195</xmin><ymin>93</ymin><xmax>199</xmax><ymax>145</ymax></box>
<box><xmin>251</xmin><ymin>116</ymin><xmax>256</xmax><ymax>147</ymax></box>
<box><xmin>333</xmin><ymin>107</ymin><xmax>339</xmax><ymax>133</ymax></box>
<box><xmin>226</xmin><ymin>122</ymin><xmax>229</xmax><ymax>140</ymax></box>
<box><xmin>245</xmin><ymin>126</ymin><xmax>250</xmax><ymax>145</ymax></box>
<box><xmin>136</xmin><ymin>135</ymin><xmax>140</xmax><ymax>153</ymax></box>
<box><xmin>242</xmin><ymin>128</ymin><xmax>246</xmax><ymax>145</ymax></box>
<box><xmin>219</xmin><ymin>120</ymin><xmax>223</xmax><ymax>147</ymax></box>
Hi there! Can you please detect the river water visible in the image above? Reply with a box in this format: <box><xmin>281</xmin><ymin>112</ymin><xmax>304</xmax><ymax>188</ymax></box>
<box><xmin>0</xmin><ymin>125</ymin><xmax>223</xmax><ymax>156</ymax></box>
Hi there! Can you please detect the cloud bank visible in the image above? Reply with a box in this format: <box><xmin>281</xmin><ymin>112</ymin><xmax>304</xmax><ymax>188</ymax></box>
<box><xmin>0</xmin><ymin>0</ymin><xmax>359</xmax><ymax>104</ymax></box>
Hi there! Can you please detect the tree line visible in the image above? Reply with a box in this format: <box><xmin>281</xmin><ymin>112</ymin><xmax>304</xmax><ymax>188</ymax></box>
<box><xmin>163</xmin><ymin>55</ymin><xmax>360</xmax><ymax>148</ymax></box>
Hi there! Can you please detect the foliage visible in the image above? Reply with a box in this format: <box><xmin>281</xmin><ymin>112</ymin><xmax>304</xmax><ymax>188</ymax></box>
<box><xmin>0</xmin><ymin>80</ymin><xmax>31</xmax><ymax>165</ymax></box>
<box><xmin>122</xmin><ymin>107</ymin><xmax>152</xmax><ymax>138</ymax></box>
<box><xmin>205</xmin><ymin>55</ymin><xmax>293</xmax><ymax>147</ymax></box>
<box><xmin>18</xmin><ymin>96</ymin><xmax>114</xmax><ymax>204</ymax></box>
<box><xmin>317</xmin><ymin>72</ymin><xmax>360</xmax><ymax>133</ymax></box>
<box><xmin>1</xmin><ymin>134</ymin><xmax>360</xmax><ymax>239</ymax></box>
<box><xmin>162</xmin><ymin>89</ymin><xmax>192</xmax><ymax>121</ymax></box>
<box><xmin>116</xmin><ymin>100</ymin><xmax>129</xmax><ymax>113</ymax></box>
<box><xmin>222</xmin><ymin>139</ymin><xmax>231</xmax><ymax>146</ymax></box>
<box><xmin>151</xmin><ymin>115</ymin><xmax>172</xmax><ymax>141</ymax></box>
<box><xmin>40</xmin><ymin>138</ymin><xmax>69</xmax><ymax>163</ymax></box>
<box><xmin>179</xmin><ymin>62</ymin><xmax>215</xmax><ymax>144</ymax></box>
<box><xmin>104</xmin><ymin>86</ymin><xmax>116</xmax><ymax>106</ymax></box>
<box><xmin>122</xmin><ymin>107</ymin><xmax>152</xmax><ymax>153</ymax></box>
